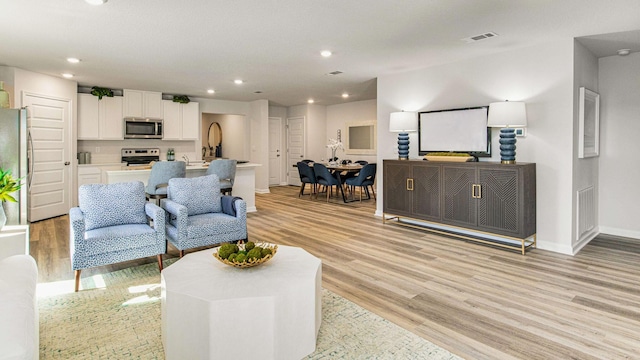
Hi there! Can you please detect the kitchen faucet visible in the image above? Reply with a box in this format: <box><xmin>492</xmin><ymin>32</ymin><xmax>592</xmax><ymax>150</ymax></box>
<box><xmin>182</xmin><ymin>155</ymin><xmax>189</xmax><ymax>165</ymax></box>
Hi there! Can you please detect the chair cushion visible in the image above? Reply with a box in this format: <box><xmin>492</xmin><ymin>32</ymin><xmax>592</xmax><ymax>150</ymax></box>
<box><xmin>79</xmin><ymin>182</ymin><xmax>148</xmax><ymax>231</ymax></box>
<box><xmin>83</xmin><ymin>224</ymin><xmax>159</xmax><ymax>256</ymax></box>
<box><xmin>168</xmin><ymin>175</ymin><xmax>222</xmax><ymax>216</ymax></box>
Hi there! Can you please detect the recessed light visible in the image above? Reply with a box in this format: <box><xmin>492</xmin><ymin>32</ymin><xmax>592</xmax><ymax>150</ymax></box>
<box><xmin>342</xmin><ymin>93</ymin><xmax>349</xmax><ymax>98</ymax></box>
<box><xmin>62</xmin><ymin>73</ymin><xmax>74</xmax><ymax>78</ymax></box>
<box><xmin>617</xmin><ymin>49</ymin><xmax>631</xmax><ymax>56</ymax></box>
<box><xmin>207</xmin><ymin>89</ymin><xmax>215</xmax><ymax>94</ymax></box>
<box><xmin>85</xmin><ymin>0</ymin><xmax>107</xmax><ymax>5</ymax></box>
<box><xmin>254</xmin><ymin>91</ymin><xmax>263</xmax><ymax>94</ymax></box>
<box><xmin>67</xmin><ymin>57</ymin><xmax>80</xmax><ymax>64</ymax></box>
<box><xmin>234</xmin><ymin>79</ymin><xmax>244</xmax><ymax>85</ymax></box>
<box><xmin>321</xmin><ymin>50</ymin><xmax>332</xmax><ymax>57</ymax></box>
<box><xmin>308</xmin><ymin>99</ymin><xmax>314</xmax><ymax>104</ymax></box>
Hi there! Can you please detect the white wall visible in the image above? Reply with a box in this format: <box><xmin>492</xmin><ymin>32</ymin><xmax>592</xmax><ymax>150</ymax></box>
<box><xmin>201</xmin><ymin>113</ymin><xmax>246</xmax><ymax>160</ymax></box>
<box><xmin>249</xmin><ymin>99</ymin><xmax>270</xmax><ymax>192</ymax></box>
<box><xmin>377</xmin><ymin>39</ymin><xmax>576</xmax><ymax>254</ymax></box>
<box><xmin>598</xmin><ymin>51</ymin><xmax>640</xmax><ymax>238</ymax></box>
<box><xmin>326</xmin><ymin>99</ymin><xmax>377</xmax><ymax>164</ymax></box>
<box><xmin>572</xmin><ymin>41</ymin><xmax>600</xmax><ymax>251</ymax></box>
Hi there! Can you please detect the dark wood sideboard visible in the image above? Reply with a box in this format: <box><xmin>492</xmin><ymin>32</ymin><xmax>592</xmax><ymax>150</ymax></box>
<box><xmin>383</xmin><ymin>160</ymin><xmax>536</xmax><ymax>254</ymax></box>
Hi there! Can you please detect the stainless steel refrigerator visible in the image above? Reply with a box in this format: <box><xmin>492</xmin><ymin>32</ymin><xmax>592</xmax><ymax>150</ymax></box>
<box><xmin>0</xmin><ymin>108</ymin><xmax>30</xmax><ymax>225</ymax></box>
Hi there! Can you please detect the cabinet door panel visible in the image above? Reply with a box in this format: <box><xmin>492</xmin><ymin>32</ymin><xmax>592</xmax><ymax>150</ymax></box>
<box><xmin>412</xmin><ymin>163</ymin><xmax>441</xmax><ymax>220</ymax></box>
<box><xmin>383</xmin><ymin>161</ymin><xmax>412</xmax><ymax>217</ymax></box>
<box><xmin>77</xmin><ymin>94</ymin><xmax>99</xmax><ymax>139</ymax></box>
<box><xmin>99</xmin><ymin>96</ymin><xmax>123</xmax><ymax>140</ymax></box>
<box><xmin>181</xmin><ymin>102</ymin><xmax>199</xmax><ymax>140</ymax></box>
<box><xmin>162</xmin><ymin>100</ymin><xmax>181</xmax><ymax>140</ymax></box>
<box><xmin>442</xmin><ymin>166</ymin><xmax>477</xmax><ymax>227</ymax></box>
<box><xmin>123</xmin><ymin>90</ymin><xmax>143</xmax><ymax>117</ymax></box>
<box><xmin>144</xmin><ymin>91</ymin><xmax>163</xmax><ymax>119</ymax></box>
<box><xmin>477</xmin><ymin>167</ymin><xmax>520</xmax><ymax>234</ymax></box>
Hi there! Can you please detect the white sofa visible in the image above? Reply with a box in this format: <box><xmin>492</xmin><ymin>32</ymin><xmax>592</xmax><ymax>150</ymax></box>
<box><xmin>0</xmin><ymin>254</ymin><xmax>38</xmax><ymax>360</ymax></box>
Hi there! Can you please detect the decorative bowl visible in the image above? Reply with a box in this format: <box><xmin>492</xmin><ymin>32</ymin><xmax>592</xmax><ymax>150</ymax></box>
<box><xmin>213</xmin><ymin>242</ymin><xmax>278</xmax><ymax>268</ymax></box>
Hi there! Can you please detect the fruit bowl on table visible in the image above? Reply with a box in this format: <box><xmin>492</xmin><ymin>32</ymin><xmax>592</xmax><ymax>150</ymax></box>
<box><xmin>213</xmin><ymin>242</ymin><xmax>278</xmax><ymax>268</ymax></box>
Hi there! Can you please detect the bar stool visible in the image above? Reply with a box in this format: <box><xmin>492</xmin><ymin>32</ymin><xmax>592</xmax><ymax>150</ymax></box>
<box><xmin>145</xmin><ymin>161</ymin><xmax>186</xmax><ymax>205</ymax></box>
<box><xmin>206</xmin><ymin>159</ymin><xmax>236</xmax><ymax>195</ymax></box>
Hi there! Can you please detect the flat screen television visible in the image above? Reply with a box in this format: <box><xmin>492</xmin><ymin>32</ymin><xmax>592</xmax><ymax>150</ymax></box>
<box><xmin>418</xmin><ymin>106</ymin><xmax>491</xmax><ymax>158</ymax></box>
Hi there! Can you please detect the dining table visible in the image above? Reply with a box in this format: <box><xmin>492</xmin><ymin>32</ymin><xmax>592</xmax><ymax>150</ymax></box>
<box><xmin>293</xmin><ymin>162</ymin><xmax>364</xmax><ymax>203</ymax></box>
<box><xmin>326</xmin><ymin>163</ymin><xmax>363</xmax><ymax>203</ymax></box>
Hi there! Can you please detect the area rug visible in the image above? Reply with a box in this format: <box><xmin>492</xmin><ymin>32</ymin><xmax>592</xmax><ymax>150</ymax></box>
<box><xmin>38</xmin><ymin>261</ymin><xmax>460</xmax><ymax>360</ymax></box>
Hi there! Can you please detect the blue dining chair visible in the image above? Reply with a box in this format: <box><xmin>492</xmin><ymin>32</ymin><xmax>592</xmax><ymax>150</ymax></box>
<box><xmin>296</xmin><ymin>161</ymin><xmax>317</xmax><ymax>198</ymax></box>
<box><xmin>344</xmin><ymin>163</ymin><xmax>377</xmax><ymax>202</ymax></box>
<box><xmin>313</xmin><ymin>163</ymin><xmax>344</xmax><ymax>202</ymax></box>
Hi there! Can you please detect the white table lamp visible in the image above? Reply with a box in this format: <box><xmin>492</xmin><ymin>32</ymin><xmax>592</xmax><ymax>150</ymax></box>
<box><xmin>389</xmin><ymin>111</ymin><xmax>418</xmax><ymax>160</ymax></box>
<box><xmin>487</xmin><ymin>101</ymin><xmax>527</xmax><ymax>164</ymax></box>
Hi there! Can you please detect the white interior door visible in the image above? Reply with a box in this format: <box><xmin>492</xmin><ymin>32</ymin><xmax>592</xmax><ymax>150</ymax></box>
<box><xmin>286</xmin><ymin>116</ymin><xmax>305</xmax><ymax>186</ymax></box>
<box><xmin>268</xmin><ymin>117</ymin><xmax>282</xmax><ymax>186</ymax></box>
<box><xmin>23</xmin><ymin>92</ymin><xmax>72</xmax><ymax>222</ymax></box>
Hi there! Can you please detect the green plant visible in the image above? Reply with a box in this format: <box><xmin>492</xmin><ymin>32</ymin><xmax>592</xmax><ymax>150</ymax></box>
<box><xmin>0</xmin><ymin>168</ymin><xmax>22</xmax><ymax>202</ymax></box>
<box><xmin>90</xmin><ymin>86</ymin><xmax>114</xmax><ymax>100</ymax></box>
<box><xmin>172</xmin><ymin>95</ymin><xmax>190</xmax><ymax>104</ymax></box>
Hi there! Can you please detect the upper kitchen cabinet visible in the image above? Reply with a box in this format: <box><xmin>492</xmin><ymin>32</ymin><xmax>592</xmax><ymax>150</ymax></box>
<box><xmin>123</xmin><ymin>89</ymin><xmax>163</xmax><ymax>118</ymax></box>
<box><xmin>77</xmin><ymin>93</ymin><xmax>124</xmax><ymax>140</ymax></box>
<box><xmin>162</xmin><ymin>100</ymin><xmax>199</xmax><ymax>140</ymax></box>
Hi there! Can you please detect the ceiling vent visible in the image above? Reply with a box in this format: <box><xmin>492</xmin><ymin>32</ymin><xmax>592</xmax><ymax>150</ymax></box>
<box><xmin>462</xmin><ymin>32</ymin><xmax>499</xmax><ymax>43</ymax></box>
<box><xmin>326</xmin><ymin>71</ymin><xmax>343</xmax><ymax>76</ymax></box>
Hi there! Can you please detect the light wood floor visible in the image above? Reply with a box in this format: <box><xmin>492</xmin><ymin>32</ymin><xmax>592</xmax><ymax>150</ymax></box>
<box><xmin>30</xmin><ymin>185</ymin><xmax>640</xmax><ymax>359</ymax></box>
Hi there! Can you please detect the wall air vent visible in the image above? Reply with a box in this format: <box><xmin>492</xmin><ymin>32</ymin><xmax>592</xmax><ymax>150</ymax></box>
<box><xmin>462</xmin><ymin>32</ymin><xmax>499</xmax><ymax>43</ymax></box>
<box><xmin>326</xmin><ymin>71</ymin><xmax>343</xmax><ymax>76</ymax></box>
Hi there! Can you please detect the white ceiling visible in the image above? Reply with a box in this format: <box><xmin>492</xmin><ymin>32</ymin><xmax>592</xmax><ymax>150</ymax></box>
<box><xmin>1</xmin><ymin>0</ymin><xmax>639</xmax><ymax>107</ymax></box>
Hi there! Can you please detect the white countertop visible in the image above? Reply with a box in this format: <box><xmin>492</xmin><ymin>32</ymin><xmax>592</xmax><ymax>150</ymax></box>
<box><xmin>104</xmin><ymin>162</ymin><xmax>261</xmax><ymax>175</ymax></box>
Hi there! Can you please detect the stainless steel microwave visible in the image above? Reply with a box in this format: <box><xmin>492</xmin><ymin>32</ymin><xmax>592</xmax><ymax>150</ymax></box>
<box><xmin>124</xmin><ymin>118</ymin><xmax>163</xmax><ymax>139</ymax></box>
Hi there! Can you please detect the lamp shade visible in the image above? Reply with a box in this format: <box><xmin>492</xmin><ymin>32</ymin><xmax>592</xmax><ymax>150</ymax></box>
<box><xmin>487</xmin><ymin>101</ymin><xmax>527</xmax><ymax>128</ymax></box>
<box><xmin>389</xmin><ymin>111</ymin><xmax>418</xmax><ymax>132</ymax></box>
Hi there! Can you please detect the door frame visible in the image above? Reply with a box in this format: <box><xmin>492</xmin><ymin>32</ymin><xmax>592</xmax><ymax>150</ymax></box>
<box><xmin>268</xmin><ymin>117</ymin><xmax>284</xmax><ymax>186</ymax></box>
<box><xmin>22</xmin><ymin>91</ymin><xmax>74</xmax><ymax>222</ymax></box>
<box><xmin>286</xmin><ymin>116</ymin><xmax>306</xmax><ymax>186</ymax></box>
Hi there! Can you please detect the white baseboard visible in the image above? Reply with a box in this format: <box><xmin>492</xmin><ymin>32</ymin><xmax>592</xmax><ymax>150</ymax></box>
<box><xmin>255</xmin><ymin>188</ymin><xmax>270</xmax><ymax>194</ymax></box>
<box><xmin>599</xmin><ymin>226</ymin><xmax>640</xmax><ymax>239</ymax></box>
<box><xmin>536</xmin><ymin>241</ymin><xmax>574</xmax><ymax>255</ymax></box>
<box><xmin>572</xmin><ymin>228</ymin><xmax>599</xmax><ymax>254</ymax></box>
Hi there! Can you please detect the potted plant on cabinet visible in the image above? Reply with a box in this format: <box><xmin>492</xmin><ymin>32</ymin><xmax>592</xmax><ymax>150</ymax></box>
<box><xmin>0</xmin><ymin>168</ymin><xmax>22</xmax><ymax>230</ymax></box>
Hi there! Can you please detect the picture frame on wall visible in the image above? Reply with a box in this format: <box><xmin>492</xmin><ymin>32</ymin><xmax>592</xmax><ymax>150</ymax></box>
<box><xmin>578</xmin><ymin>87</ymin><xmax>600</xmax><ymax>158</ymax></box>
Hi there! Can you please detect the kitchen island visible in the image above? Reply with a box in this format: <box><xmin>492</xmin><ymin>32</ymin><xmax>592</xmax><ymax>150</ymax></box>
<box><xmin>105</xmin><ymin>163</ymin><xmax>261</xmax><ymax>212</ymax></box>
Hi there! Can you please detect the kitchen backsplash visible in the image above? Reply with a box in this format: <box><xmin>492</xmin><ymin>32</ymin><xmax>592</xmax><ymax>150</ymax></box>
<box><xmin>78</xmin><ymin>139</ymin><xmax>200</xmax><ymax>164</ymax></box>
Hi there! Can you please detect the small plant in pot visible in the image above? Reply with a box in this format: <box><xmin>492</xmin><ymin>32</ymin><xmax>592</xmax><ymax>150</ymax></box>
<box><xmin>172</xmin><ymin>95</ymin><xmax>190</xmax><ymax>104</ymax></box>
<box><xmin>0</xmin><ymin>168</ymin><xmax>22</xmax><ymax>229</ymax></box>
<box><xmin>90</xmin><ymin>86</ymin><xmax>114</xmax><ymax>100</ymax></box>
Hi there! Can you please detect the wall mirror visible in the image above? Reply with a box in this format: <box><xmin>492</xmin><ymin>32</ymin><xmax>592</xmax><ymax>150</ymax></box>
<box><xmin>208</xmin><ymin>122</ymin><xmax>222</xmax><ymax>149</ymax></box>
<box><xmin>345</xmin><ymin>120</ymin><xmax>376</xmax><ymax>155</ymax></box>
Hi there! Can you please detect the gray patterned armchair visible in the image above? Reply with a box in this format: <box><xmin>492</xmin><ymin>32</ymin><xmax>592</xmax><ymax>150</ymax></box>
<box><xmin>70</xmin><ymin>181</ymin><xmax>166</xmax><ymax>292</ymax></box>
<box><xmin>162</xmin><ymin>174</ymin><xmax>247</xmax><ymax>257</ymax></box>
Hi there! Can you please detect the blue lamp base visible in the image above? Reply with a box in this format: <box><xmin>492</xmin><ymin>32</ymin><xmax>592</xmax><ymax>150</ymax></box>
<box><xmin>397</xmin><ymin>132</ymin><xmax>409</xmax><ymax>160</ymax></box>
<box><xmin>499</xmin><ymin>128</ymin><xmax>517</xmax><ymax>164</ymax></box>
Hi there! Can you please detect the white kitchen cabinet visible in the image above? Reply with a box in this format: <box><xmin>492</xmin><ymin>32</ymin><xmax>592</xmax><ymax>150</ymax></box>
<box><xmin>78</xmin><ymin>166</ymin><xmax>102</xmax><ymax>187</ymax></box>
<box><xmin>77</xmin><ymin>94</ymin><xmax>124</xmax><ymax>140</ymax></box>
<box><xmin>162</xmin><ymin>100</ymin><xmax>199</xmax><ymax>140</ymax></box>
<box><xmin>123</xmin><ymin>89</ymin><xmax>163</xmax><ymax>118</ymax></box>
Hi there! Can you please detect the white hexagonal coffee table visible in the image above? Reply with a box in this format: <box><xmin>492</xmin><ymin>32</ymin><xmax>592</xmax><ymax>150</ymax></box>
<box><xmin>161</xmin><ymin>245</ymin><xmax>322</xmax><ymax>360</ymax></box>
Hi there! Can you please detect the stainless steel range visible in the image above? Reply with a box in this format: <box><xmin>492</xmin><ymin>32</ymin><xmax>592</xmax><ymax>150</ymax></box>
<box><xmin>121</xmin><ymin>148</ymin><xmax>160</xmax><ymax>166</ymax></box>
